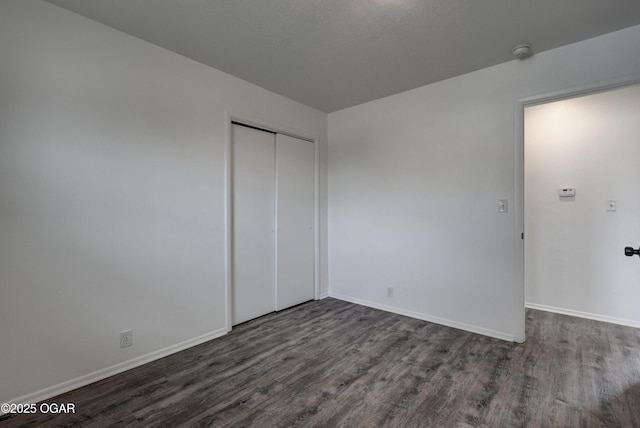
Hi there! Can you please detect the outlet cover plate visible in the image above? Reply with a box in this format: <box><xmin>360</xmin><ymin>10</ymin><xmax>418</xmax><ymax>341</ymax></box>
<box><xmin>120</xmin><ymin>329</ymin><xmax>133</xmax><ymax>348</ymax></box>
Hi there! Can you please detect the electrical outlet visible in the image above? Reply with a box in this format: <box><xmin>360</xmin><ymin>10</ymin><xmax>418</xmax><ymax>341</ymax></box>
<box><xmin>120</xmin><ymin>329</ymin><xmax>133</xmax><ymax>348</ymax></box>
<box><xmin>386</xmin><ymin>287</ymin><xmax>394</xmax><ymax>298</ymax></box>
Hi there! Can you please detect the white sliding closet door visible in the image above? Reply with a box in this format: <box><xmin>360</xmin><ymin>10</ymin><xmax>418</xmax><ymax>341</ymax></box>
<box><xmin>276</xmin><ymin>134</ymin><xmax>315</xmax><ymax>310</ymax></box>
<box><xmin>231</xmin><ymin>124</ymin><xmax>276</xmax><ymax>325</ymax></box>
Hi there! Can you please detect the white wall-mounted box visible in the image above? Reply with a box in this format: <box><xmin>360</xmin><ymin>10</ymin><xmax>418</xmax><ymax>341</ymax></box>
<box><xmin>558</xmin><ymin>187</ymin><xmax>576</xmax><ymax>197</ymax></box>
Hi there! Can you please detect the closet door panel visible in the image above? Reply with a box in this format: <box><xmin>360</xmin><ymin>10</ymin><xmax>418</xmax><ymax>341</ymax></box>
<box><xmin>276</xmin><ymin>134</ymin><xmax>315</xmax><ymax>310</ymax></box>
<box><xmin>232</xmin><ymin>124</ymin><xmax>276</xmax><ymax>325</ymax></box>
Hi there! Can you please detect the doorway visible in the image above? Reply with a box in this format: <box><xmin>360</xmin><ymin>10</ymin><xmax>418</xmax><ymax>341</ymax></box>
<box><xmin>519</xmin><ymin>81</ymin><xmax>640</xmax><ymax>337</ymax></box>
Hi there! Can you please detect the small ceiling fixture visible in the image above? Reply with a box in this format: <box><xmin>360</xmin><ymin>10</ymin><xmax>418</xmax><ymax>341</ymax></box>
<box><xmin>512</xmin><ymin>43</ymin><xmax>533</xmax><ymax>59</ymax></box>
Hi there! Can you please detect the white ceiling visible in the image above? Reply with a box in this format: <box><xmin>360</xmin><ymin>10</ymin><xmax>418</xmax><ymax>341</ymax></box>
<box><xmin>45</xmin><ymin>0</ymin><xmax>640</xmax><ymax>112</ymax></box>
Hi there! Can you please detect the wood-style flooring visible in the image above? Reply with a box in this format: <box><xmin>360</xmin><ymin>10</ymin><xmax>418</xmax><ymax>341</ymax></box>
<box><xmin>1</xmin><ymin>298</ymin><xmax>639</xmax><ymax>427</ymax></box>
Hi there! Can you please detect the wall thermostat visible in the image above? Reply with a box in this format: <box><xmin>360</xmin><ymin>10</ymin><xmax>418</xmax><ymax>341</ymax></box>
<box><xmin>558</xmin><ymin>187</ymin><xmax>576</xmax><ymax>197</ymax></box>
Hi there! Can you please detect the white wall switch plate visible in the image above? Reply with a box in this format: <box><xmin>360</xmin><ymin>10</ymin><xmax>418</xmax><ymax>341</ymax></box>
<box><xmin>498</xmin><ymin>199</ymin><xmax>508</xmax><ymax>213</ymax></box>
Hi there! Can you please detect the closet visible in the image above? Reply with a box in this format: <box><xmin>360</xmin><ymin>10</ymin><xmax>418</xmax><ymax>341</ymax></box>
<box><xmin>231</xmin><ymin>123</ymin><xmax>314</xmax><ymax>325</ymax></box>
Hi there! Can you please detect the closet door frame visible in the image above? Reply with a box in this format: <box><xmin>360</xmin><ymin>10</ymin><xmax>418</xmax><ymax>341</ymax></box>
<box><xmin>223</xmin><ymin>112</ymin><xmax>319</xmax><ymax>332</ymax></box>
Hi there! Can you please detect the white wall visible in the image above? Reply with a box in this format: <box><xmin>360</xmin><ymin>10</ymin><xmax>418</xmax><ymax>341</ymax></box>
<box><xmin>328</xmin><ymin>25</ymin><xmax>640</xmax><ymax>341</ymax></box>
<box><xmin>525</xmin><ymin>84</ymin><xmax>640</xmax><ymax>327</ymax></box>
<box><xmin>0</xmin><ymin>0</ymin><xmax>327</xmax><ymax>404</ymax></box>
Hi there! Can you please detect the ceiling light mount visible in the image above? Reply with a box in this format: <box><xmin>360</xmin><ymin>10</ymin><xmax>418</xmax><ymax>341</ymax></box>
<box><xmin>512</xmin><ymin>43</ymin><xmax>533</xmax><ymax>59</ymax></box>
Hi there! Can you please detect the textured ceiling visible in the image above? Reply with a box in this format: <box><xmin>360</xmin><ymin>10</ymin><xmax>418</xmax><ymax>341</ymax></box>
<box><xmin>45</xmin><ymin>0</ymin><xmax>640</xmax><ymax>112</ymax></box>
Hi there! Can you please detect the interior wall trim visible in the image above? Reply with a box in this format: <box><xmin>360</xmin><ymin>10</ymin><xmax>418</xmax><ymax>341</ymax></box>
<box><xmin>328</xmin><ymin>292</ymin><xmax>515</xmax><ymax>342</ymax></box>
<box><xmin>525</xmin><ymin>302</ymin><xmax>640</xmax><ymax>329</ymax></box>
<box><xmin>2</xmin><ymin>328</ymin><xmax>227</xmax><ymax>412</ymax></box>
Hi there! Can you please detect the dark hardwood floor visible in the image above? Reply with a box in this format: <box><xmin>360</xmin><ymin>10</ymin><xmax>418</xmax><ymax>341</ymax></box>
<box><xmin>2</xmin><ymin>298</ymin><xmax>639</xmax><ymax>427</ymax></box>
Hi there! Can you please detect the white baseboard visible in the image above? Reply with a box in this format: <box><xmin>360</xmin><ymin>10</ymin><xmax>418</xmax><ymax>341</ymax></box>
<box><xmin>317</xmin><ymin>292</ymin><xmax>329</xmax><ymax>299</ymax></box>
<box><xmin>525</xmin><ymin>302</ymin><xmax>640</xmax><ymax>329</ymax></box>
<box><xmin>3</xmin><ymin>328</ymin><xmax>227</xmax><ymax>410</ymax></box>
<box><xmin>329</xmin><ymin>292</ymin><xmax>514</xmax><ymax>342</ymax></box>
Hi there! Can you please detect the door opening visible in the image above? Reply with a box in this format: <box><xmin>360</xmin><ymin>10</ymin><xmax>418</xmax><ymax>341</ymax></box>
<box><xmin>516</xmin><ymin>77</ymin><xmax>640</xmax><ymax>341</ymax></box>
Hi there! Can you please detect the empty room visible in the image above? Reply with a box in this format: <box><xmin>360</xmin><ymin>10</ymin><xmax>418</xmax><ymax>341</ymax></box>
<box><xmin>1</xmin><ymin>0</ymin><xmax>640</xmax><ymax>426</ymax></box>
